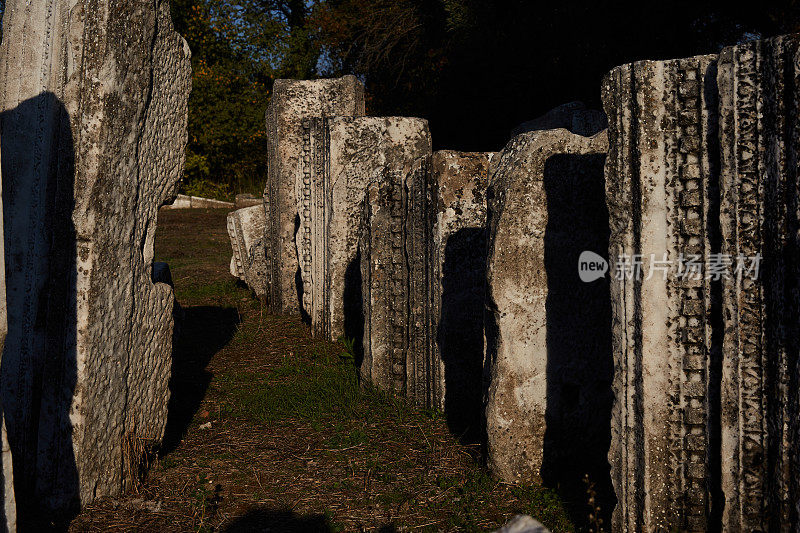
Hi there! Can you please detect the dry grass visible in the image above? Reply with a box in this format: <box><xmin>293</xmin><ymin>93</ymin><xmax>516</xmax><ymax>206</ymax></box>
<box><xmin>69</xmin><ymin>208</ymin><xmax>574</xmax><ymax>532</ymax></box>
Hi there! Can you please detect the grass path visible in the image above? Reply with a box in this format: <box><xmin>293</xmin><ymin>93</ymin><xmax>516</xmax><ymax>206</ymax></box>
<box><xmin>70</xmin><ymin>209</ymin><xmax>574</xmax><ymax>532</ymax></box>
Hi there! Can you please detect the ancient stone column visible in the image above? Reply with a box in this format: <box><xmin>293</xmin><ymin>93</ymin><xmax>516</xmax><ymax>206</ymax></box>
<box><xmin>718</xmin><ymin>34</ymin><xmax>800</xmax><ymax>531</ymax></box>
<box><xmin>228</xmin><ymin>205</ymin><xmax>268</xmax><ymax>298</ymax></box>
<box><xmin>602</xmin><ymin>54</ymin><xmax>719</xmax><ymax>532</ymax></box>
<box><xmin>430</xmin><ymin>151</ymin><xmax>492</xmax><ymax>439</ymax></box>
<box><xmin>299</xmin><ymin>117</ymin><xmax>430</xmax><ymax>342</ymax></box>
<box><xmin>484</xmin><ymin>130</ymin><xmax>609</xmax><ymax>491</ymax></box>
<box><xmin>0</xmin><ymin>0</ymin><xmax>190</xmax><ymax>521</ymax></box>
<box><xmin>358</xmin><ymin>125</ymin><xmax>434</xmax><ymax>405</ymax></box>
<box><xmin>264</xmin><ymin>76</ymin><xmax>365</xmax><ymax>315</ymax></box>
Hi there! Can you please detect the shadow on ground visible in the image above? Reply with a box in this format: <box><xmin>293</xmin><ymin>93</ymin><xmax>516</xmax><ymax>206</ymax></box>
<box><xmin>161</xmin><ymin>305</ymin><xmax>240</xmax><ymax>454</ymax></box>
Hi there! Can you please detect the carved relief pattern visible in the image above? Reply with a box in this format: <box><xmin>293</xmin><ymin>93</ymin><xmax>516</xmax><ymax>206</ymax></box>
<box><xmin>672</xmin><ymin>60</ymin><xmax>712</xmax><ymax>531</ymax></box>
<box><xmin>299</xmin><ymin>118</ymin><xmax>313</xmax><ymax>312</ymax></box>
<box><xmin>389</xmin><ymin>171</ymin><xmax>408</xmax><ymax>393</ymax></box>
<box><xmin>732</xmin><ymin>42</ymin><xmax>767</xmax><ymax>530</ymax></box>
<box><xmin>227</xmin><ymin>213</ymin><xmax>246</xmax><ymax>279</ymax></box>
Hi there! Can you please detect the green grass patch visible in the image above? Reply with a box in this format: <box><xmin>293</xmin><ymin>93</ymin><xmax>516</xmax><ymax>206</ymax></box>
<box><xmin>175</xmin><ymin>278</ymin><xmax>243</xmax><ymax>304</ymax></box>
<box><xmin>217</xmin><ymin>357</ymin><xmax>361</xmax><ymax>423</ymax></box>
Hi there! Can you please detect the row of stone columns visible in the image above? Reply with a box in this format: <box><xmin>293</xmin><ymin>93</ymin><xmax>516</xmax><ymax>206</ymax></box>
<box><xmin>251</xmin><ymin>31</ymin><xmax>800</xmax><ymax>532</ymax></box>
<box><xmin>0</xmin><ymin>0</ymin><xmax>191</xmax><ymax>527</ymax></box>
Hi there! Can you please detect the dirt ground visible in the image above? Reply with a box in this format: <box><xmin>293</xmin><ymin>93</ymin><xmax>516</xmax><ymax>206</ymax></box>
<box><xmin>69</xmin><ymin>208</ymin><xmax>577</xmax><ymax>532</ymax></box>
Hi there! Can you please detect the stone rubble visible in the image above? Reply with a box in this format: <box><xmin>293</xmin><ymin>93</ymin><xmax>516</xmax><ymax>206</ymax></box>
<box><xmin>0</xmin><ymin>0</ymin><xmax>190</xmax><ymax>521</ymax></box>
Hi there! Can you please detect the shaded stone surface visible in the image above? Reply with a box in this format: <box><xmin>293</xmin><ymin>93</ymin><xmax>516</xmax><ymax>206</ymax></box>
<box><xmin>511</xmin><ymin>102</ymin><xmax>607</xmax><ymax>138</ymax></box>
<box><xmin>228</xmin><ymin>205</ymin><xmax>268</xmax><ymax>298</ymax></box>
<box><xmin>484</xmin><ymin>129</ymin><xmax>609</xmax><ymax>495</ymax></box>
<box><xmin>300</xmin><ymin>117</ymin><xmax>430</xmax><ymax>342</ymax></box>
<box><xmin>264</xmin><ymin>76</ymin><xmax>365</xmax><ymax>315</ymax></box>
<box><xmin>0</xmin><ymin>0</ymin><xmax>190</xmax><ymax>521</ymax></box>
<box><xmin>718</xmin><ymin>34</ymin><xmax>800</xmax><ymax>531</ymax></box>
<box><xmin>0</xmin><ymin>130</ymin><xmax>15</xmax><ymax>532</ymax></box>
<box><xmin>430</xmin><ymin>150</ymin><xmax>492</xmax><ymax>441</ymax></box>
<box><xmin>603</xmin><ymin>54</ymin><xmax>720</xmax><ymax>532</ymax></box>
<box><xmin>358</xmin><ymin>124</ymin><xmax>434</xmax><ymax>405</ymax></box>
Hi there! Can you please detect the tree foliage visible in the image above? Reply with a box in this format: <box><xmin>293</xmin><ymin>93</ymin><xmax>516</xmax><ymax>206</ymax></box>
<box><xmin>168</xmin><ymin>0</ymin><xmax>799</xmax><ymax>193</ymax></box>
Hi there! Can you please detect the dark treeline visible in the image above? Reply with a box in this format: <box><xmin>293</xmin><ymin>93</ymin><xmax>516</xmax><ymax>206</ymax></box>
<box><xmin>166</xmin><ymin>1</ymin><xmax>800</xmax><ymax>193</ymax></box>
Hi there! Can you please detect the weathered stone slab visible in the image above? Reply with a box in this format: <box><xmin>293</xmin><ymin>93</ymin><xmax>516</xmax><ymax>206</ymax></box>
<box><xmin>511</xmin><ymin>102</ymin><xmax>607</xmax><ymax>138</ymax></box>
<box><xmin>358</xmin><ymin>126</ymin><xmax>434</xmax><ymax>404</ymax></box>
<box><xmin>602</xmin><ymin>54</ymin><xmax>719</xmax><ymax>532</ymax></box>
<box><xmin>299</xmin><ymin>117</ymin><xmax>431</xmax><ymax>341</ymax></box>
<box><xmin>228</xmin><ymin>205</ymin><xmax>268</xmax><ymax>298</ymax></box>
<box><xmin>430</xmin><ymin>150</ymin><xmax>492</xmax><ymax>438</ymax></box>
<box><xmin>0</xmin><ymin>0</ymin><xmax>190</xmax><ymax>521</ymax></box>
<box><xmin>162</xmin><ymin>194</ymin><xmax>234</xmax><ymax>209</ymax></box>
<box><xmin>718</xmin><ymin>34</ymin><xmax>800</xmax><ymax>531</ymax></box>
<box><xmin>484</xmin><ymin>130</ymin><xmax>609</xmax><ymax>493</ymax></box>
<box><xmin>264</xmin><ymin>76</ymin><xmax>365</xmax><ymax>314</ymax></box>
<box><xmin>235</xmin><ymin>193</ymin><xmax>262</xmax><ymax>208</ymax></box>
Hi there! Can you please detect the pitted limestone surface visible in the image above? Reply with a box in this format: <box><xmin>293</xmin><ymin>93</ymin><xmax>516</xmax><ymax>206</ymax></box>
<box><xmin>0</xmin><ymin>0</ymin><xmax>190</xmax><ymax>519</ymax></box>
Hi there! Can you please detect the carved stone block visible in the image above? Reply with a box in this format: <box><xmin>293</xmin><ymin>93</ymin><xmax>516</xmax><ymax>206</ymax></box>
<box><xmin>228</xmin><ymin>205</ymin><xmax>268</xmax><ymax>298</ymax></box>
<box><xmin>430</xmin><ymin>151</ymin><xmax>492</xmax><ymax>438</ymax></box>
<box><xmin>264</xmin><ymin>76</ymin><xmax>365</xmax><ymax>314</ymax></box>
<box><xmin>0</xmin><ymin>0</ymin><xmax>190</xmax><ymax>520</ymax></box>
<box><xmin>299</xmin><ymin>117</ymin><xmax>431</xmax><ymax>342</ymax></box>
<box><xmin>358</xmin><ymin>125</ymin><xmax>434</xmax><ymax>404</ymax></box>
<box><xmin>484</xmin><ymin>130</ymin><xmax>609</xmax><ymax>493</ymax></box>
<box><xmin>718</xmin><ymin>34</ymin><xmax>800</xmax><ymax>532</ymax></box>
<box><xmin>602</xmin><ymin>54</ymin><xmax>719</xmax><ymax>532</ymax></box>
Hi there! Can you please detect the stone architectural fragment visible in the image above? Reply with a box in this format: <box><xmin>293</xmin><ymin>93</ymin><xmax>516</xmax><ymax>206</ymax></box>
<box><xmin>484</xmin><ymin>130</ymin><xmax>609</xmax><ymax>497</ymax></box>
<box><xmin>264</xmin><ymin>76</ymin><xmax>365</xmax><ymax>314</ymax></box>
<box><xmin>0</xmin><ymin>0</ymin><xmax>190</xmax><ymax>521</ymax></box>
<box><xmin>358</xmin><ymin>124</ymin><xmax>434</xmax><ymax>405</ymax></box>
<box><xmin>228</xmin><ymin>205</ymin><xmax>268</xmax><ymax>298</ymax></box>
<box><xmin>299</xmin><ymin>117</ymin><xmax>430</xmax><ymax>341</ymax></box>
<box><xmin>511</xmin><ymin>102</ymin><xmax>607</xmax><ymax>138</ymax></box>
<box><xmin>602</xmin><ymin>54</ymin><xmax>719</xmax><ymax>532</ymax></box>
<box><xmin>163</xmin><ymin>194</ymin><xmax>234</xmax><ymax>209</ymax></box>
<box><xmin>430</xmin><ymin>151</ymin><xmax>492</xmax><ymax>438</ymax></box>
<box><xmin>718</xmin><ymin>34</ymin><xmax>800</xmax><ymax>531</ymax></box>
<box><xmin>235</xmin><ymin>193</ymin><xmax>263</xmax><ymax>208</ymax></box>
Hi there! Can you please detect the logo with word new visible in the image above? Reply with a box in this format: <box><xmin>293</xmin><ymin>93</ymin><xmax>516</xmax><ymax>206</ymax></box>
<box><xmin>579</xmin><ymin>251</ymin><xmax>608</xmax><ymax>282</ymax></box>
